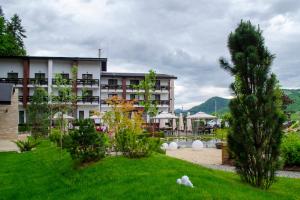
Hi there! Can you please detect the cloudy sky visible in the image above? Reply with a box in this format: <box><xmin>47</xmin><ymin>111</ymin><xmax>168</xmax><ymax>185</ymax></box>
<box><xmin>1</xmin><ymin>0</ymin><xmax>300</xmax><ymax>109</ymax></box>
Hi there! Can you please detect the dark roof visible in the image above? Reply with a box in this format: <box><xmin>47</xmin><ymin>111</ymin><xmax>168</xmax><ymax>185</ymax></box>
<box><xmin>101</xmin><ymin>72</ymin><xmax>177</xmax><ymax>79</ymax></box>
<box><xmin>0</xmin><ymin>56</ymin><xmax>107</xmax><ymax>61</ymax></box>
<box><xmin>0</xmin><ymin>83</ymin><xmax>14</xmax><ymax>105</ymax></box>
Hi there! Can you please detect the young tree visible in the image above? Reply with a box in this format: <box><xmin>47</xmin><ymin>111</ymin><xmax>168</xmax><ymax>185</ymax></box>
<box><xmin>219</xmin><ymin>20</ymin><xmax>285</xmax><ymax>189</ymax></box>
<box><xmin>134</xmin><ymin>70</ymin><xmax>158</xmax><ymax>121</ymax></box>
<box><xmin>27</xmin><ymin>87</ymin><xmax>50</xmax><ymax>138</ymax></box>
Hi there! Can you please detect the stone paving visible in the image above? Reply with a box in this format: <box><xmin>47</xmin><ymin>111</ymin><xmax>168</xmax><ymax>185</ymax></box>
<box><xmin>166</xmin><ymin>148</ymin><xmax>300</xmax><ymax>179</ymax></box>
<box><xmin>0</xmin><ymin>140</ymin><xmax>18</xmax><ymax>152</ymax></box>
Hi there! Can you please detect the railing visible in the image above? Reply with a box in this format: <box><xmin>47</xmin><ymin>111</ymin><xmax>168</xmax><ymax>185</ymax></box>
<box><xmin>18</xmin><ymin>96</ymin><xmax>23</xmax><ymax>102</ymax></box>
<box><xmin>77</xmin><ymin>96</ymin><xmax>99</xmax><ymax>104</ymax></box>
<box><xmin>52</xmin><ymin>78</ymin><xmax>72</xmax><ymax>85</ymax></box>
<box><xmin>18</xmin><ymin>96</ymin><xmax>49</xmax><ymax>102</ymax></box>
<box><xmin>28</xmin><ymin>78</ymin><xmax>48</xmax><ymax>85</ymax></box>
<box><xmin>0</xmin><ymin>78</ymin><xmax>23</xmax><ymax>85</ymax></box>
<box><xmin>101</xmin><ymin>84</ymin><xmax>123</xmax><ymax>90</ymax></box>
<box><xmin>76</xmin><ymin>79</ymin><xmax>99</xmax><ymax>86</ymax></box>
<box><xmin>126</xmin><ymin>85</ymin><xmax>169</xmax><ymax>90</ymax></box>
<box><xmin>100</xmin><ymin>99</ymin><xmax>169</xmax><ymax>106</ymax></box>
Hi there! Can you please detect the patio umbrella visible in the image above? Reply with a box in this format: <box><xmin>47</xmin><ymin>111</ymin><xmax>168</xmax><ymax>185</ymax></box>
<box><xmin>186</xmin><ymin>112</ymin><xmax>217</xmax><ymax>120</ymax></box>
<box><xmin>53</xmin><ymin>112</ymin><xmax>74</xmax><ymax>120</ymax></box>
<box><xmin>153</xmin><ymin>112</ymin><xmax>178</xmax><ymax>119</ymax></box>
<box><xmin>186</xmin><ymin>112</ymin><xmax>192</xmax><ymax>132</ymax></box>
<box><xmin>172</xmin><ymin>118</ymin><xmax>177</xmax><ymax>130</ymax></box>
<box><xmin>179</xmin><ymin>113</ymin><xmax>184</xmax><ymax>131</ymax></box>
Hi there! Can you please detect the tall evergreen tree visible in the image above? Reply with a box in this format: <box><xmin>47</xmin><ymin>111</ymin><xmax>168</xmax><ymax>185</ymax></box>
<box><xmin>0</xmin><ymin>6</ymin><xmax>26</xmax><ymax>56</ymax></box>
<box><xmin>219</xmin><ymin>20</ymin><xmax>285</xmax><ymax>189</ymax></box>
<box><xmin>7</xmin><ymin>14</ymin><xmax>26</xmax><ymax>49</ymax></box>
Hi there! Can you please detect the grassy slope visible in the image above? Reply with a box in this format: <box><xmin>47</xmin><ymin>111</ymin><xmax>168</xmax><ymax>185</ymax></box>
<box><xmin>0</xmin><ymin>141</ymin><xmax>299</xmax><ymax>200</ymax></box>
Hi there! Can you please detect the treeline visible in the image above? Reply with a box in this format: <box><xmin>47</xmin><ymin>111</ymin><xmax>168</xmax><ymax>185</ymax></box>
<box><xmin>0</xmin><ymin>6</ymin><xmax>26</xmax><ymax>56</ymax></box>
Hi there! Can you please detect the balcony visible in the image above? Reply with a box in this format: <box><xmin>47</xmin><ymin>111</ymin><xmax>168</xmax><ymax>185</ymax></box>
<box><xmin>18</xmin><ymin>96</ymin><xmax>48</xmax><ymax>103</ymax></box>
<box><xmin>77</xmin><ymin>96</ymin><xmax>99</xmax><ymax>104</ymax></box>
<box><xmin>100</xmin><ymin>99</ymin><xmax>169</xmax><ymax>106</ymax></box>
<box><xmin>28</xmin><ymin>78</ymin><xmax>48</xmax><ymax>85</ymax></box>
<box><xmin>76</xmin><ymin>79</ymin><xmax>99</xmax><ymax>86</ymax></box>
<box><xmin>101</xmin><ymin>84</ymin><xmax>122</xmax><ymax>90</ymax></box>
<box><xmin>154</xmin><ymin>85</ymin><xmax>169</xmax><ymax>90</ymax></box>
<box><xmin>52</xmin><ymin>78</ymin><xmax>72</xmax><ymax>85</ymax></box>
<box><xmin>0</xmin><ymin>78</ymin><xmax>23</xmax><ymax>85</ymax></box>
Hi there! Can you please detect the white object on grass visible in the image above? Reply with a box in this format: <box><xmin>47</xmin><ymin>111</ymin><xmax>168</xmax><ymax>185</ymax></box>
<box><xmin>176</xmin><ymin>175</ymin><xmax>194</xmax><ymax>188</ymax></box>
<box><xmin>161</xmin><ymin>143</ymin><xmax>169</xmax><ymax>150</ymax></box>
<box><xmin>192</xmin><ymin>140</ymin><xmax>203</xmax><ymax>151</ymax></box>
<box><xmin>168</xmin><ymin>142</ymin><xmax>178</xmax><ymax>150</ymax></box>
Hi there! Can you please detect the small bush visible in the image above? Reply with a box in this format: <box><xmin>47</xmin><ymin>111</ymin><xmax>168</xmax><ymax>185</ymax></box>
<box><xmin>66</xmin><ymin>119</ymin><xmax>107</xmax><ymax>163</ymax></box>
<box><xmin>281</xmin><ymin>132</ymin><xmax>300</xmax><ymax>166</ymax></box>
<box><xmin>115</xmin><ymin>129</ymin><xmax>151</xmax><ymax>158</ymax></box>
<box><xmin>215</xmin><ymin>128</ymin><xmax>228</xmax><ymax>141</ymax></box>
<box><xmin>148</xmin><ymin>137</ymin><xmax>165</xmax><ymax>154</ymax></box>
<box><xmin>18</xmin><ymin>124</ymin><xmax>31</xmax><ymax>132</ymax></box>
<box><xmin>14</xmin><ymin>137</ymin><xmax>39</xmax><ymax>152</ymax></box>
<box><xmin>49</xmin><ymin>128</ymin><xmax>62</xmax><ymax>145</ymax></box>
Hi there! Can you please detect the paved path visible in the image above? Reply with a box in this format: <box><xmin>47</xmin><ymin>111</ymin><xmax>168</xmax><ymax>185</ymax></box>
<box><xmin>0</xmin><ymin>140</ymin><xmax>19</xmax><ymax>152</ymax></box>
<box><xmin>166</xmin><ymin>148</ymin><xmax>300</xmax><ymax>179</ymax></box>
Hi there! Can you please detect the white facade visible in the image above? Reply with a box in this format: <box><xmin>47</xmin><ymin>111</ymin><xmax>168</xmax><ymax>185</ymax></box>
<box><xmin>0</xmin><ymin>56</ymin><xmax>176</xmax><ymax>124</ymax></box>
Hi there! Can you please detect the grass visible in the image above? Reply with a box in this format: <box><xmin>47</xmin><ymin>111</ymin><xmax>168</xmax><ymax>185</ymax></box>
<box><xmin>0</xmin><ymin>141</ymin><xmax>299</xmax><ymax>200</ymax></box>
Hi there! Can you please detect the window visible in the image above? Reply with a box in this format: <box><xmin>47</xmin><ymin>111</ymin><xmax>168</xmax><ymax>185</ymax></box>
<box><xmin>152</xmin><ymin>94</ymin><xmax>160</xmax><ymax>101</ymax></box>
<box><xmin>83</xmin><ymin>90</ymin><xmax>93</xmax><ymax>97</ymax></box>
<box><xmin>155</xmin><ymin>80</ymin><xmax>160</xmax><ymax>89</ymax></box>
<box><xmin>108</xmin><ymin>79</ymin><xmax>118</xmax><ymax>86</ymax></box>
<box><xmin>130</xmin><ymin>80</ymin><xmax>140</xmax><ymax>85</ymax></box>
<box><xmin>82</xmin><ymin>74</ymin><xmax>93</xmax><ymax>79</ymax></box>
<box><xmin>35</xmin><ymin>73</ymin><xmax>45</xmax><ymax>79</ymax></box>
<box><xmin>7</xmin><ymin>72</ymin><xmax>18</xmax><ymax>79</ymax></box>
<box><xmin>61</xmin><ymin>73</ymin><xmax>69</xmax><ymax>79</ymax></box>
<box><xmin>108</xmin><ymin>93</ymin><xmax>118</xmax><ymax>98</ymax></box>
<box><xmin>89</xmin><ymin>110</ymin><xmax>93</xmax><ymax>117</ymax></box>
<box><xmin>19</xmin><ymin>111</ymin><xmax>25</xmax><ymax>124</ymax></box>
<box><xmin>130</xmin><ymin>94</ymin><xmax>138</xmax><ymax>100</ymax></box>
<box><xmin>101</xmin><ymin>61</ymin><xmax>107</xmax><ymax>71</ymax></box>
<box><xmin>79</xmin><ymin>111</ymin><xmax>84</xmax><ymax>120</ymax></box>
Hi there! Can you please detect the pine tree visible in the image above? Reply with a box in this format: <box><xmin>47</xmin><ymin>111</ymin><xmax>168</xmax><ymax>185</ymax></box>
<box><xmin>7</xmin><ymin>14</ymin><xmax>26</xmax><ymax>49</ymax></box>
<box><xmin>219</xmin><ymin>20</ymin><xmax>285</xmax><ymax>189</ymax></box>
<box><xmin>0</xmin><ymin>6</ymin><xmax>26</xmax><ymax>56</ymax></box>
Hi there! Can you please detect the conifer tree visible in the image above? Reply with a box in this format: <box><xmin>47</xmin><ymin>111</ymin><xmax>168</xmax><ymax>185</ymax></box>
<box><xmin>219</xmin><ymin>20</ymin><xmax>285</xmax><ymax>189</ymax></box>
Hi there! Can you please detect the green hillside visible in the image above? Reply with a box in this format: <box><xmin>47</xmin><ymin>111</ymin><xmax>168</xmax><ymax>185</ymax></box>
<box><xmin>176</xmin><ymin>96</ymin><xmax>230</xmax><ymax>115</ymax></box>
<box><xmin>176</xmin><ymin>89</ymin><xmax>300</xmax><ymax>116</ymax></box>
<box><xmin>283</xmin><ymin>89</ymin><xmax>300</xmax><ymax>113</ymax></box>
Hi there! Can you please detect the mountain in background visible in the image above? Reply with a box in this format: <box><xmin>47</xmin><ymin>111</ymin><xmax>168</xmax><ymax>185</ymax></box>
<box><xmin>175</xmin><ymin>96</ymin><xmax>230</xmax><ymax>115</ymax></box>
<box><xmin>283</xmin><ymin>89</ymin><xmax>300</xmax><ymax>113</ymax></box>
<box><xmin>175</xmin><ymin>89</ymin><xmax>300</xmax><ymax>116</ymax></box>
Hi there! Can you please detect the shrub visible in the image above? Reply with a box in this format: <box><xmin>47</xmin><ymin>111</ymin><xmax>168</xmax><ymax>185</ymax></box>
<box><xmin>115</xmin><ymin>129</ymin><xmax>151</xmax><ymax>158</ymax></box>
<box><xmin>148</xmin><ymin>137</ymin><xmax>165</xmax><ymax>154</ymax></box>
<box><xmin>281</xmin><ymin>132</ymin><xmax>300</xmax><ymax>166</ymax></box>
<box><xmin>49</xmin><ymin>128</ymin><xmax>61</xmax><ymax>145</ymax></box>
<box><xmin>66</xmin><ymin>119</ymin><xmax>107</xmax><ymax>163</ymax></box>
<box><xmin>14</xmin><ymin>137</ymin><xmax>39</xmax><ymax>152</ymax></box>
<box><xmin>18</xmin><ymin>123</ymin><xmax>31</xmax><ymax>132</ymax></box>
<box><xmin>215</xmin><ymin>128</ymin><xmax>228</xmax><ymax>141</ymax></box>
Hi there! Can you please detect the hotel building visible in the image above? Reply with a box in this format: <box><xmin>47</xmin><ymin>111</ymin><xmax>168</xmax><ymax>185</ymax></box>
<box><xmin>0</xmin><ymin>56</ymin><xmax>176</xmax><ymax>124</ymax></box>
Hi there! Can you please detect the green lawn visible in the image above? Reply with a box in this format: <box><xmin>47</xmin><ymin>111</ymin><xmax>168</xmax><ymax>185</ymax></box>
<box><xmin>0</xmin><ymin>141</ymin><xmax>299</xmax><ymax>200</ymax></box>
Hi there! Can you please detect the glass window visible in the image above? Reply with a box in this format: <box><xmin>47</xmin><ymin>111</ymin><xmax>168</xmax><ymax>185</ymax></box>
<box><xmin>108</xmin><ymin>79</ymin><xmax>118</xmax><ymax>85</ymax></box>
<box><xmin>130</xmin><ymin>80</ymin><xmax>139</xmax><ymax>85</ymax></box>
<box><xmin>61</xmin><ymin>73</ymin><xmax>69</xmax><ymax>79</ymax></box>
<box><xmin>152</xmin><ymin>94</ymin><xmax>160</xmax><ymax>100</ymax></box>
<box><xmin>35</xmin><ymin>73</ymin><xmax>45</xmax><ymax>79</ymax></box>
<box><xmin>84</xmin><ymin>90</ymin><xmax>93</xmax><ymax>97</ymax></box>
<box><xmin>82</xmin><ymin>74</ymin><xmax>93</xmax><ymax>79</ymax></box>
<box><xmin>7</xmin><ymin>73</ymin><xmax>18</xmax><ymax>79</ymax></box>
<box><xmin>130</xmin><ymin>94</ymin><xmax>138</xmax><ymax>100</ymax></box>
<box><xmin>19</xmin><ymin>111</ymin><xmax>25</xmax><ymax>124</ymax></box>
<box><xmin>79</xmin><ymin>111</ymin><xmax>84</xmax><ymax>120</ymax></box>
<box><xmin>108</xmin><ymin>93</ymin><xmax>118</xmax><ymax>98</ymax></box>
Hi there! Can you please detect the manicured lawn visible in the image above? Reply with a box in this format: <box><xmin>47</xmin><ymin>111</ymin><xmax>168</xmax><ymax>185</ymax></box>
<box><xmin>0</xmin><ymin>141</ymin><xmax>299</xmax><ymax>200</ymax></box>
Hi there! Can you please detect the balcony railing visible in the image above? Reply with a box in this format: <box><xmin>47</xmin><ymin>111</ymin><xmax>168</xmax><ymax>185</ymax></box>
<box><xmin>101</xmin><ymin>84</ymin><xmax>123</xmax><ymax>90</ymax></box>
<box><xmin>28</xmin><ymin>78</ymin><xmax>48</xmax><ymax>85</ymax></box>
<box><xmin>18</xmin><ymin>96</ymin><xmax>48</xmax><ymax>102</ymax></box>
<box><xmin>77</xmin><ymin>96</ymin><xmax>99</xmax><ymax>104</ymax></box>
<box><xmin>100</xmin><ymin>99</ymin><xmax>169</xmax><ymax>106</ymax></box>
<box><xmin>77</xmin><ymin>79</ymin><xmax>99</xmax><ymax>86</ymax></box>
<box><xmin>0</xmin><ymin>78</ymin><xmax>23</xmax><ymax>85</ymax></box>
<box><xmin>126</xmin><ymin>85</ymin><xmax>169</xmax><ymax>90</ymax></box>
<box><xmin>52</xmin><ymin>78</ymin><xmax>72</xmax><ymax>85</ymax></box>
